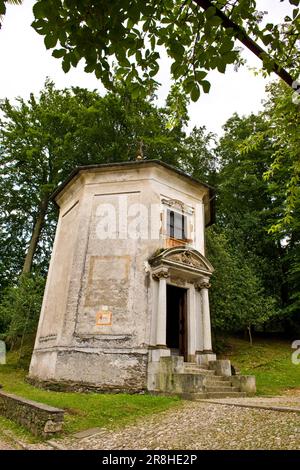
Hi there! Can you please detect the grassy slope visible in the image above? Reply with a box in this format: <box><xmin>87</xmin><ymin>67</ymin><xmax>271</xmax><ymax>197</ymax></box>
<box><xmin>221</xmin><ymin>337</ymin><xmax>300</xmax><ymax>395</ymax></box>
<box><xmin>0</xmin><ymin>362</ymin><xmax>180</xmax><ymax>441</ymax></box>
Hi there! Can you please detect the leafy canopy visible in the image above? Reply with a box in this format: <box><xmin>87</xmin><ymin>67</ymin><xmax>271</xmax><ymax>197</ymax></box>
<box><xmin>0</xmin><ymin>79</ymin><xmax>188</xmax><ymax>286</ymax></box>
<box><xmin>30</xmin><ymin>0</ymin><xmax>300</xmax><ymax>103</ymax></box>
<box><xmin>240</xmin><ymin>82</ymin><xmax>300</xmax><ymax>233</ymax></box>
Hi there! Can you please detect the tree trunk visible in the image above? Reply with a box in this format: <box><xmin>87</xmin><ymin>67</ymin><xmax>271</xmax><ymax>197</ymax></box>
<box><xmin>21</xmin><ymin>194</ymin><xmax>49</xmax><ymax>274</ymax></box>
<box><xmin>247</xmin><ymin>325</ymin><xmax>253</xmax><ymax>346</ymax></box>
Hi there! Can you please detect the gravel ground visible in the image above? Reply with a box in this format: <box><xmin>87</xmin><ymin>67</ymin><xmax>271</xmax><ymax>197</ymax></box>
<box><xmin>1</xmin><ymin>397</ymin><xmax>299</xmax><ymax>451</ymax></box>
<box><xmin>0</xmin><ymin>438</ymin><xmax>16</xmax><ymax>450</ymax></box>
<box><xmin>53</xmin><ymin>399</ymin><xmax>300</xmax><ymax>450</ymax></box>
<box><xmin>206</xmin><ymin>396</ymin><xmax>300</xmax><ymax>409</ymax></box>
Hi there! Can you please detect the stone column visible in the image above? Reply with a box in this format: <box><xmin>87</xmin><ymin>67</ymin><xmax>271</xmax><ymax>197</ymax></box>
<box><xmin>194</xmin><ymin>286</ymin><xmax>204</xmax><ymax>354</ymax></box>
<box><xmin>195</xmin><ymin>279</ymin><xmax>216</xmax><ymax>365</ymax></box>
<box><xmin>201</xmin><ymin>280</ymin><xmax>212</xmax><ymax>352</ymax></box>
<box><xmin>187</xmin><ymin>285</ymin><xmax>196</xmax><ymax>362</ymax></box>
<box><xmin>150</xmin><ymin>278</ymin><xmax>159</xmax><ymax>346</ymax></box>
<box><xmin>156</xmin><ymin>274</ymin><xmax>167</xmax><ymax>347</ymax></box>
<box><xmin>150</xmin><ymin>268</ymin><xmax>170</xmax><ymax>361</ymax></box>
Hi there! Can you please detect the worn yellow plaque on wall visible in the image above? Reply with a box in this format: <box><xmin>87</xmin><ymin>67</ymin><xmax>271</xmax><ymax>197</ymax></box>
<box><xmin>95</xmin><ymin>306</ymin><xmax>112</xmax><ymax>326</ymax></box>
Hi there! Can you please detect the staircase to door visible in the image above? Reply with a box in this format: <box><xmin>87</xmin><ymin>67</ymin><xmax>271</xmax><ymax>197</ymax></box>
<box><xmin>150</xmin><ymin>356</ymin><xmax>248</xmax><ymax>399</ymax></box>
<box><xmin>180</xmin><ymin>362</ymin><xmax>246</xmax><ymax>399</ymax></box>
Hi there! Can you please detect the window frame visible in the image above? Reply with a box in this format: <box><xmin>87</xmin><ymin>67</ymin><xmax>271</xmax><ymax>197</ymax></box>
<box><xmin>166</xmin><ymin>208</ymin><xmax>187</xmax><ymax>241</ymax></box>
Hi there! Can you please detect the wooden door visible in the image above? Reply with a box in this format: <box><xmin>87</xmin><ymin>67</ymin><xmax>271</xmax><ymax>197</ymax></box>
<box><xmin>179</xmin><ymin>289</ymin><xmax>188</xmax><ymax>362</ymax></box>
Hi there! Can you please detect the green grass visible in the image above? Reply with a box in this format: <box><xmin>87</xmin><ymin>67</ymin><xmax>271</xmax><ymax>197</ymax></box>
<box><xmin>0</xmin><ymin>361</ymin><xmax>180</xmax><ymax>441</ymax></box>
<box><xmin>221</xmin><ymin>337</ymin><xmax>300</xmax><ymax>396</ymax></box>
<box><xmin>0</xmin><ymin>414</ymin><xmax>39</xmax><ymax>444</ymax></box>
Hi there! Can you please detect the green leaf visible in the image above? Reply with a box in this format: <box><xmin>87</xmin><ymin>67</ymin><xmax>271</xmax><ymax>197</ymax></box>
<box><xmin>261</xmin><ymin>34</ymin><xmax>273</xmax><ymax>46</ymax></box>
<box><xmin>127</xmin><ymin>18</ymin><xmax>135</xmax><ymax>29</ymax></box>
<box><xmin>207</xmin><ymin>16</ymin><xmax>222</xmax><ymax>27</ymax></box>
<box><xmin>84</xmin><ymin>63</ymin><xmax>95</xmax><ymax>73</ymax></box>
<box><xmin>265</xmin><ymin>23</ymin><xmax>274</xmax><ymax>31</ymax></box>
<box><xmin>220</xmin><ymin>37</ymin><xmax>234</xmax><ymax>54</ymax></box>
<box><xmin>150</xmin><ymin>35</ymin><xmax>156</xmax><ymax>50</ymax></box>
<box><xmin>191</xmin><ymin>84</ymin><xmax>200</xmax><ymax>102</ymax></box>
<box><xmin>62</xmin><ymin>56</ymin><xmax>71</xmax><ymax>73</ymax></box>
<box><xmin>128</xmin><ymin>3</ymin><xmax>140</xmax><ymax>23</ymax></box>
<box><xmin>130</xmin><ymin>84</ymin><xmax>141</xmax><ymax>99</ymax></box>
<box><xmin>95</xmin><ymin>65</ymin><xmax>103</xmax><ymax>79</ymax></box>
<box><xmin>195</xmin><ymin>70</ymin><xmax>207</xmax><ymax>81</ymax></box>
<box><xmin>171</xmin><ymin>61</ymin><xmax>181</xmax><ymax>77</ymax></box>
<box><xmin>0</xmin><ymin>2</ymin><xmax>6</xmax><ymax>15</ymax></box>
<box><xmin>183</xmin><ymin>77</ymin><xmax>194</xmax><ymax>93</ymax></box>
<box><xmin>33</xmin><ymin>1</ymin><xmax>46</xmax><ymax>19</ymax></box>
<box><xmin>200</xmin><ymin>80</ymin><xmax>211</xmax><ymax>93</ymax></box>
<box><xmin>169</xmin><ymin>40</ymin><xmax>185</xmax><ymax>58</ymax></box>
<box><xmin>217</xmin><ymin>61</ymin><xmax>226</xmax><ymax>73</ymax></box>
<box><xmin>223</xmin><ymin>51</ymin><xmax>237</xmax><ymax>64</ymax></box>
<box><xmin>44</xmin><ymin>34</ymin><xmax>58</xmax><ymax>49</ymax></box>
<box><xmin>205</xmin><ymin>6</ymin><xmax>217</xmax><ymax>19</ymax></box>
<box><xmin>149</xmin><ymin>64</ymin><xmax>159</xmax><ymax>77</ymax></box>
<box><xmin>52</xmin><ymin>49</ymin><xmax>65</xmax><ymax>59</ymax></box>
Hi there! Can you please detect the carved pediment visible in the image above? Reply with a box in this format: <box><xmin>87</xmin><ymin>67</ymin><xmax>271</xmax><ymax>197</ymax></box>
<box><xmin>149</xmin><ymin>247</ymin><xmax>214</xmax><ymax>274</ymax></box>
<box><xmin>168</xmin><ymin>251</ymin><xmax>206</xmax><ymax>270</ymax></box>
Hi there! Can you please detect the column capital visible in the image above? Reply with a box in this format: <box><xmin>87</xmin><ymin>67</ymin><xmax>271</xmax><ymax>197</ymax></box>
<box><xmin>152</xmin><ymin>268</ymin><xmax>169</xmax><ymax>281</ymax></box>
<box><xmin>195</xmin><ymin>280</ymin><xmax>211</xmax><ymax>290</ymax></box>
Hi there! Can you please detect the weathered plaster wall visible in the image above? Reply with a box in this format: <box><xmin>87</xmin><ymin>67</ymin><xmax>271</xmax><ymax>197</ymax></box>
<box><xmin>29</xmin><ymin>163</ymin><xmax>210</xmax><ymax>391</ymax></box>
<box><xmin>39</xmin><ymin>201</ymin><xmax>79</xmax><ymax>339</ymax></box>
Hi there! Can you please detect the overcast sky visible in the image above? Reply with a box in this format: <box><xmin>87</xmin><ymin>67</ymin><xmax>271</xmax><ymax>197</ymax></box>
<box><xmin>0</xmin><ymin>0</ymin><xmax>291</xmax><ymax>136</ymax></box>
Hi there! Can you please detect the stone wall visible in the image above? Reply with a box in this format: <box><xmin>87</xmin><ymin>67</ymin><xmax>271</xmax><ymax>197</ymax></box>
<box><xmin>0</xmin><ymin>390</ymin><xmax>64</xmax><ymax>437</ymax></box>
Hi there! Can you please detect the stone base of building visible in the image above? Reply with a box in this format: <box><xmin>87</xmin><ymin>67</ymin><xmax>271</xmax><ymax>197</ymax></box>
<box><xmin>26</xmin><ymin>376</ymin><xmax>147</xmax><ymax>394</ymax></box>
<box><xmin>195</xmin><ymin>352</ymin><xmax>217</xmax><ymax>366</ymax></box>
<box><xmin>28</xmin><ymin>347</ymin><xmax>256</xmax><ymax>397</ymax></box>
<box><xmin>29</xmin><ymin>348</ymin><xmax>148</xmax><ymax>393</ymax></box>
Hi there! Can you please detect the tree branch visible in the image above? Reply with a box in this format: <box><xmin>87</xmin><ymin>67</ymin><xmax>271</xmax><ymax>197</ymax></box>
<box><xmin>192</xmin><ymin>0</ymin><xmax>294</xmax><ymax>87</ymax></box>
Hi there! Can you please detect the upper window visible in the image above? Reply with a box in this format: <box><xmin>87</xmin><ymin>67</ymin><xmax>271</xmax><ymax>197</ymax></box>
<box><xmin>167</xmin><ymin>209</ymin><xmax>187</xmax><ymax>240</ymax></box>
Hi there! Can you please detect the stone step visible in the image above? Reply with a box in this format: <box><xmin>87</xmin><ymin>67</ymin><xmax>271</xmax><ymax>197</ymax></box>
<box><xmin>204</xmin><ymin>381</ymin><xmax>234</xmax><ymax>388</ymax></box>
<box><xmin>204</xmin><ymin>377</ymin><xmax>231</xmax><ymax>384</ymax></box>
<box><xmin>182</xmin><ymin>368</ymin><xmax>215</xmax><ymax>375</ymax></box>
<box><xmin>172</xmin><ymin>373</ymin><xmax>206</xmax><ymax>393</ymax></box>
<box><xmin>184</xmin><ymin>362</ymin><xmax>209</xmax><ymax>370</ymax></box>
<box><xmin>204</xmin><ymin>386</ymin><xmax>240</xmax><ymax>393</ymax></box>
<box><xmin>183</xmin><ymin>391</ymin><xmax>247</xmax><ymax>400</ymax></box>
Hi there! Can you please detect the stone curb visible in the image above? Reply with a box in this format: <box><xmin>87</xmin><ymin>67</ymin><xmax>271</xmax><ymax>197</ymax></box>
<box><xmin>204</xmin><ymin>400</ymin><xmax>300</xmax><ymax>414</ymax></box>
<box><xmin>46</xmin><ymin>439</ymin><xmax>66</xmax><ymax>450</ymax></box>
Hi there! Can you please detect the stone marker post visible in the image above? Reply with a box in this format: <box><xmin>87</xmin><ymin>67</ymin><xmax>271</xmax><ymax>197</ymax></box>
<box><xmin>0</xmin><ymin>341</ymin><xmax>6</xmax><ymax>365</ymax></box>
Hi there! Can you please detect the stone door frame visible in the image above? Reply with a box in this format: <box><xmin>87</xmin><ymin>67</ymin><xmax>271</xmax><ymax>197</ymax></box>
<box><xmin>148</xmin><ymin>247</ymin><xmax>215</xmax><ymax>364</ymax></box>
